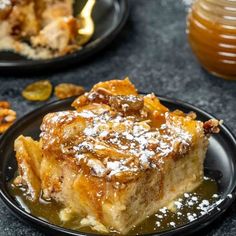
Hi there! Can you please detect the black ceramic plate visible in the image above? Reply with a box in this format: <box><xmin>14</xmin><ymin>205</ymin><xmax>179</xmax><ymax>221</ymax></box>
<box><xmin>0</xmin><ymin>97</ymin><xmax>236</xmax><ymax>236</ymax></box>
<box><xmin>0</xmin><ymin>0</ymin><xmax>129</xmax><ymax>72</ymax></box>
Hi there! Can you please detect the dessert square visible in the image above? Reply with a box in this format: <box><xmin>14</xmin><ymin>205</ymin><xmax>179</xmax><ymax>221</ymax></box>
<box><xmin>14</xmin><ymin>79</ymin><xmax>219</xmax><ymax>234</ymax></box>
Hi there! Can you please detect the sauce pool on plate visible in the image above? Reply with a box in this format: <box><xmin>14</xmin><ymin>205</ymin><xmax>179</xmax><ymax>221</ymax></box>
<box><xmin>9</xmin><ymin>177</ymin><xmax>220</xmax><ymax>235</ymax></box>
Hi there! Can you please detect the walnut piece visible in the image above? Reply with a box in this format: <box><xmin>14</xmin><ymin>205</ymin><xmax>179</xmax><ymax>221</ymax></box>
<box><xmin>203</xmin><ymin>119</ymin><xmax>221</xmax><ymax>135</ymax></box>
<box><xmin>0</xmin><ymin>101</ymin><xmax>17</xmax><ymax>134</ymax></box>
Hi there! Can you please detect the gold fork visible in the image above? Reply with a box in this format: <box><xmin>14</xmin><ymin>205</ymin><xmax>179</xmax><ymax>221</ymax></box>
<box><xmin>77</xmin><ymin>0</ymin><xmax>96</xmax><ymax>45</ymax></box>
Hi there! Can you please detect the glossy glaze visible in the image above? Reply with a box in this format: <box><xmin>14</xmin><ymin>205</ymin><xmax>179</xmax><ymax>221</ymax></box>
<box><xmin>9</xmin><ymin>178</ymin><xmax>218</xmax><ymax>235</ymax></box>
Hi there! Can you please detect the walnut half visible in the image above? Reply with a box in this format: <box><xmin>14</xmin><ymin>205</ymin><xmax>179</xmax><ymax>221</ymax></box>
<box><xmin>0</xmin><ymin>101</ymin><xmax>17</xmax><ymax>134</ymax></box>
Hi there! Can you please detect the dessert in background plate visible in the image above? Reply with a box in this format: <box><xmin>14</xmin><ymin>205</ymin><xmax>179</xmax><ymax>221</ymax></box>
<box><xmin>12</xmin><ymin>78</ymin><xmax>220</xmax><ymax>234</ymax></box>
<box><xmin>0</xmin><ymin>0</ymin><xmax>92</xmax><ymax>59</ymax></box>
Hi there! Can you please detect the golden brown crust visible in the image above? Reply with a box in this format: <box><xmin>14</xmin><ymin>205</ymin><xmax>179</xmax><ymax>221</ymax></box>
<box><xmin>13</xmin><ymin>79</ymin><xmax>220</xmax><ymax>234</ymax></box>
<box><xmin>40</xmin><ymin>79</ymin><xmax>209</xmax><ymax>184</ymax></box>
<box><xmin>72</xmin><ymin>78</ymin><xmax>138</xmax><ymax>109</ymax></box>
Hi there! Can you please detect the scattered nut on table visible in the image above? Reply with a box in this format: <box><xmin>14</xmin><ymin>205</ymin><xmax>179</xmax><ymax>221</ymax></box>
<box><xmin>0</xmin><ymin>101</ymin><xmax>10</xmax><ymax>109</ymax></box>
<box><xmin>0</xmin><ymin>101</ymin><xmax>17</xmax><ymax>134</ymax></box>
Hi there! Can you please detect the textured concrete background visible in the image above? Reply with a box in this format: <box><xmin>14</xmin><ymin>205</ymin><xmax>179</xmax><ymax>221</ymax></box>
<box><xmin>0</xmin><ymin>0</ymin><xmax>236</xmax><ymax>235</ymax></box>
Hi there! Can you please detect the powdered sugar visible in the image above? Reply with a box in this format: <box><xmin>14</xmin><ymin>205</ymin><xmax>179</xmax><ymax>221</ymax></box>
<box><xmin>77</xmin><ymin>110</ymin><xmax>96</xmax><ymax>118</ymax></box>
<box><xmin>40</xmin><ymin>92</ymin><xmax>195</xmax><ymax>182</ymax></box>
<box><xmin>151</xmin><ymin>179</ymin><xmax>225</xmax><ymax>231</ymax></box>
<box><xmin>74</xmin><ymin>109</ymin><xmax>192</xmax><ymax>178</ymax></box>
<box><xmin>0</xmin><ymin>0</ymin><xmax>11</xmax><ymax>9</ymax></box>
<box><xmin>40</xmin><ymin>104</ymin><xmax>193</xmax><ymax>181</ymax></box>
<box><xmin>87</xmin><ymin>159</ymin><xmax>106</xmax><ymax>177</ymax></box>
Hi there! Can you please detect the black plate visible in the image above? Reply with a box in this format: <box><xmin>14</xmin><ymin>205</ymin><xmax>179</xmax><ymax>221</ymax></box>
<box><xmin>0</xmin><ymin>97</ymin><xmax>236</xmax><ymax>236</ymax></box>
<box><xmin>0</xmin><ymin>0</ymin><xmax>129</xmax><ymax>72</ymax></box>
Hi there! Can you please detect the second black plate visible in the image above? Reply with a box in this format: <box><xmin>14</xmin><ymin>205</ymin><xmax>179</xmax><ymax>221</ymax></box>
<box><xmin>0</xmin><ymin>97</ymin><xmax>236</xmax><ymax>236</ymax></box>
<box><xmin>0</xmin><ymin>0</ymin><xmax>129</xmax><ymax>72</ymax></box>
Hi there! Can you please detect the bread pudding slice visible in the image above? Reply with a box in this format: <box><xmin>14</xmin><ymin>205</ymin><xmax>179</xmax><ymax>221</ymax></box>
<box><xmin>14</xmin><ymin>78</ymin><xmax>220</xmax><ymax>234</ymax></box>
<box><xmin>0</xmin><ymin>0</ymin><xmax>79</xmax><ymax>59</ymax></box>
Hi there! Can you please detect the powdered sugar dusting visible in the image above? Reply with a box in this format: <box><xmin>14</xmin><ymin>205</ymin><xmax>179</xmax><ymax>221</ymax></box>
<box><xmin>40</xmin><ymin>103</ymin><xmax>193</xmax><ymax>181</ymax></box>
<box><xmin>137</xmin><ymin>178</ymin><xmax>225</xmax><ymax>232</ymax></box>
<box><xmin>0</xmin><ymin>0</ymin><xmax>11</xmax><ymax>9</ymax></box>
<box><xmin>70</xmin><ymin>108</ymin><xmax>193</xmax><ymax>179</ymax></box>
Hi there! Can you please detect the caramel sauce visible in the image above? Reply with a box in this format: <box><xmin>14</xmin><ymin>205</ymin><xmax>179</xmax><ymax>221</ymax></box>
<box><xmin>187</xmin><ymin>0</ymin><xmax>236</xmax><ymax>80</ymax></box>
<box><xmin>8</xmin><ymin>178</ymin><xmax>219</xmax><ymax>235</ymax></box>
<box><xmin>11</xmin><ymin>78</ymin><xmax>222</xmax><ymax>235</ymax></box>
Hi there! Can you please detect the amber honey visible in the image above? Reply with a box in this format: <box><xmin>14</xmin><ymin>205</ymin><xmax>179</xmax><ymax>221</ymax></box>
<box><xmin>187</xmin><ymin>0</ymin><xmax>236</xmax><ymax>80</ymax></box>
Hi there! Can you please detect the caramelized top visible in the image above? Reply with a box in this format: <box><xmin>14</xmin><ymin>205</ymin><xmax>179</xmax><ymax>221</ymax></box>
<box><xmin>40</xmin><ymin>79</ymin><xmax>203</xmax><ymax>183</ymax></box>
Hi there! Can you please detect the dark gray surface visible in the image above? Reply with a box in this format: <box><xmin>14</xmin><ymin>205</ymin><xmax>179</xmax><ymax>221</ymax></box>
<box><xmin>0</xmin><ymin>0</ymin><xmax>236</xmax><ymax>235</ymax></box>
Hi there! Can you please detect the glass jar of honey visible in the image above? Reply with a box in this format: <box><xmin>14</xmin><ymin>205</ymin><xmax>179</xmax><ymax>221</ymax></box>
<box><xmin>187</xmin><ymin>0</ymin><xmax>236</xmax><ymax>80</ymax></box>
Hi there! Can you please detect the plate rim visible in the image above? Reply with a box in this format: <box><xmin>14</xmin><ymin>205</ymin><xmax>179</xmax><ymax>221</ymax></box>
<box><xmin>0</xmin><ymin>0</ymin><xmax>129</xmax><ymax>70</ymax></box>
<box><xmin>0</xmin><ymin>96</ymin><xmax>236</xmax><ymax>236</ymax></box>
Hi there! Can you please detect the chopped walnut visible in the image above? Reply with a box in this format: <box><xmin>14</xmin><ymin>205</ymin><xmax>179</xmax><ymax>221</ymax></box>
<box><xmin>0</xmin><ymin>102</ymin><xmax>17</xmax><ymax>134</ymax></box>
<box><xmin>147</xmin><ymin>143</ymin><xmax>158</xmax><ymax>151</ymax></box>
<box><xmin>0</xmin><ymin>101</ymin><xmax>10</xmax><ymax>109</ymax></box>
<box><xmin>109</xmin><ymin>95</ymin><xmax>144</xmax><ymax>112</ymax></box>
<box><xmin>203</xmin><ymin>119</ymin><xmax>221</xmax><ymax>135</ymax></box>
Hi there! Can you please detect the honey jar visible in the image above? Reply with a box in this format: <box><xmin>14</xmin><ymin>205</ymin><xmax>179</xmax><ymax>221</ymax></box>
<box><xmin>187</xmin><ymin>0</ymin><xmax>236</xmax><ymax>80</ymax></box>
